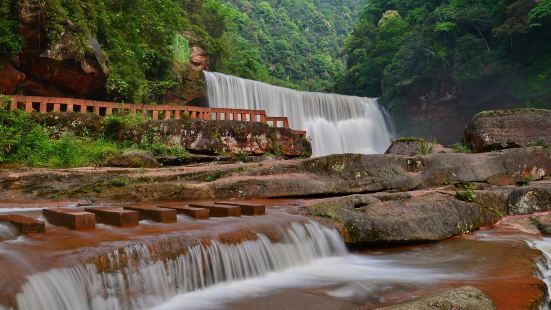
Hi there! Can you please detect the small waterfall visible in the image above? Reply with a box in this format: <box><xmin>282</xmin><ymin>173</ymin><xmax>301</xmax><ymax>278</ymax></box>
<box><xmin>15</xmin><ymin>222</ymin><xmax>347</xmax><ymax>310</ymax></box>
<box><xmin>531</xmin><ymin>238</ymin><xmax>551</xmax><ymax>310</ymax></box>
<box><xmin>204</xmin><ymin>71</ymin><xmax>395</xmax><ymax>156</ymax></box>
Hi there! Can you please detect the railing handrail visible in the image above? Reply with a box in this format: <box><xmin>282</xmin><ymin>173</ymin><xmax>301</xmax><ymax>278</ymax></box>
<box><xmin>8</xmin><ymin>95</ymin><xmax>305</xmax><ymax>137</ymax></box>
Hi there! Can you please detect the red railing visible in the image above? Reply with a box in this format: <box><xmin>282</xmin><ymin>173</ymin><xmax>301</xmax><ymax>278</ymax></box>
<box><xmin>8</xmin><ymin>96</ymin><xmax>306</xmax><ymax>136</ymax></box>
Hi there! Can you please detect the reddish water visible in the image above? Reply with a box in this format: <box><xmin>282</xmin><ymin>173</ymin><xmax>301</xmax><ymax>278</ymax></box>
<box><xmin>0</xmin><ymin>200</ymin><xmax>548</xmax><ymax>309</ymax></box>
<box><xmin>227</xmin><ymin>226</ymin><xmax>545</xmax><ymax>310</ymax></box>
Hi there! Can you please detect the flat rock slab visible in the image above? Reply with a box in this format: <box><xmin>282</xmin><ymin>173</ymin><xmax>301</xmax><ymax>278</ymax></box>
<box><xmin>123</xmin><ymin>206</ymin><xmax>177</xmax><ymax>223</ymax></box>
<box><xmin>215</xmin><ymin>201</ymin><xmax>266</xmax><ymax>216</ymax></box>
<box><xmin>189</xmin><ymin>203</ymin><xmax>241</xmax><ymax>217</ymax></box>
<box><xmin>85</xmin><ymin>207</ymin><xmax>139</xmax><ymax>227</ymax></box>
<box><xmin>159</xmin><ymin>206</ymin><xmax>210</xmax><ymax>220</ymax></box>
<box><xmin>43</xmin><ymin>208</ymin><xmax>96</xmax><ymax>230</ymax></box>
<box><xmin>0</xmin><ymin>214</ymin><xmax>45</xmax><ymax>234</ymax></box>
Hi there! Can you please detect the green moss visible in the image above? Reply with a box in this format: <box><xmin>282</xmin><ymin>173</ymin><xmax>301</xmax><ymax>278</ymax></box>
<box><xmin>110</xmin><ymin>177</ymin><xmax>131</xmax><ymax>187</ymax></box>
<box><xmin>205</xmin><ymin>171</ymin><xmax>223</xmax><ymax>182</ymax></box>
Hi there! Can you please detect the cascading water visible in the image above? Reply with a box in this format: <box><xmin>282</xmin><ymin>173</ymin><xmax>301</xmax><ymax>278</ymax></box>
<box><xmin>15</xmin><ymin>222</ymin><xmax>347</xmax><ymax>310</ymax></box>
<box><xmin>204</xmin><ymin>71</ymin><xmax>395</xmax><ymax>157</ymax></box>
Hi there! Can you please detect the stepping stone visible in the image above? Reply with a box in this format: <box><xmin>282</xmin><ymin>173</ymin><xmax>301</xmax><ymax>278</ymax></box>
<box><xmin>159</xmin><ymin>206</ymin><xmax>210</xmax><ymax>220</ymax></box>
<box><xmin>123</xmin><ymin>206</ymin><xmax>177</xmax><ymax>223</ymax></box>
<box><xmin>43</xmin><ymin>208</ymin><xmax>96</xmax><ymax>230</ymax></box>
<box><xmin>0</xmin><ymin>214</ymin><xmax>46</xmax><ymax>234</ymax></box>
<box><xmin>85</xmin><ymin>207</ymin><xmax>139</xmax><ymax>227</ymax></box>
<box><xmin>189</xmin><ymin>203</ymin><xmax>241</xmax><ymax>217</ymax></box>
<box><xmin>215</xmin><ymin>201</ymin><xmax>266</xmax><ymax>216</ymax></box>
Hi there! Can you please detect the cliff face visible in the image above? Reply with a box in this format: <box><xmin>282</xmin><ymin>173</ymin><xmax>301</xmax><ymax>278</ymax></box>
<box><xmin>0</xmin><ymin>1</ymin><xmax>208</xmax><ymax>104</ymax></box>
<box><xmin>2</xmin><ymin>1</ymin><xmax>107</xmax><ymax>98</ymax></box>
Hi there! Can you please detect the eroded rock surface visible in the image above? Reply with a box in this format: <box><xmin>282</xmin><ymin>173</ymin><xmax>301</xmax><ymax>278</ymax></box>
<box><xmin>465</xmin><ymin>109</ymin><xmax>551</xmax><ymax>153</ymax></box>
<box><xmin>377</xmin><ymin>286</ymin><xmax>495</xmax><ymax>310</ymax></box>
<box><xmin>304</xmin><ymin>192</ymin><xmax>499</xmax><ymax>244</ymax></box>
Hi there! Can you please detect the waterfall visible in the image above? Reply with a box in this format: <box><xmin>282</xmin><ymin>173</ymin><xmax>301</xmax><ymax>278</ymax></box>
<box><xmin>204</xmin><ymin>71</ymin><xmax>395</xmax><ymax>157</ymax></box>
<box><xmin>15</xmin><ymin>222</ymin><xmax>347</xmax><ymax>310</ymax></box>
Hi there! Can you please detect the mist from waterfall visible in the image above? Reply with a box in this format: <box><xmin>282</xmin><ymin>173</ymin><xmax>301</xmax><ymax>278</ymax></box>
<box><xmin>204</xmin><ymin>71</ymin><xmax>395</xmax><ymax>156</ymax></box>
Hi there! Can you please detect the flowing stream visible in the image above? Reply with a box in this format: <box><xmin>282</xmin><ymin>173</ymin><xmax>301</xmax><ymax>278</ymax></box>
<box><xmin>4</xmin><ymin>216</ymin><xmax>550</xmax><ymax>310</ymax></box>
<box><xmin>204</xmin><ymin>72</ymin><xmax>395</xmax><ymax>156</ymax></box>
<box><xmin>10</xmin><ymin>221</ymin><xmax>467</xmax><ymax>310</ymax></box>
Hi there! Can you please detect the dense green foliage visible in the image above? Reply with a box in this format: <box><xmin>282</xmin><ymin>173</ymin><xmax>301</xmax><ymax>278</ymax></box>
<box><xmin>339</xmin><ymin>0</ymin><xmax>551</xmax><ymax>111</ymax></box>
<box><xmin>0</xmin><ymin>1</ymin><xmax>22</xmax><ymax>56</ymax></box>
<box><xmin>1</xmin><ymin>0</ymin><xmax>242</xmax><ymax>103</ymax></box>
<box><xmin>219</xmin><ymin>0</ymin><xmax>367</xmax><ymax>90</ymax></box>
<box><xmin>2</xmin><ymin>0</ymin><xmax>366</xmax><ymax>99</ymax></box>
<box><xmin>0</xmin><ymin>102</ymin><xmax>187</xmax><ymax>167</ymax></box>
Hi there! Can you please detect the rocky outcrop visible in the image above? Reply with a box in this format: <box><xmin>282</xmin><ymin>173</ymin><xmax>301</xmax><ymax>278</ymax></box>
<box><xmin>114</xmin><ymin>118</ymin><xmax>311</xmax><ymax>158</ymax></box>
<box><xmin>0</xmin><ymin>59</ymin><xmax>25</xmax><ymax>94</ymax></box>
<box><xmin>304</xmin><ymin>192</ymin><xmax>499</xmax><ymax>244</ymax></box>
<box><xmin>104</xmin><ymin>150</ymin><xmax>160</xmax><ymax>168</ymax></box>
<box><xmin>1</xmin><ymin>147</ymin><xmax>549</xmax><ymax>202</ymax></box>
<box><xmin>465</xmin><ymin>109</ymin><xmax>551</xmax><ymax>153</ymax></box>
<box><xmin>29</xmin><ymin>112</ymin><xmax>311</xmax><ymax>158</ymax></box>
<box><xmin>190</xmin><ymin>46</ymin><xmax>208</xmax><ymax>71</ymax></box>
<box><xmin>378</xmin><ymin>286</ymin><xmax>495</xmax><ymax>310</ymax></box>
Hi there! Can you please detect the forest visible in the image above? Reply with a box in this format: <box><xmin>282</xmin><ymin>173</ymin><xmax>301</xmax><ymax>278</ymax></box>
<box><xmin>338</xmin><ymin>0</ymin><xmax>551</xmax><ymax>112</ymax></box>
<box><xmin>0</xmin><ymin>0</ymin><xmax>365</xmax><ymax>103</ymax></box>
<box><xmin>2</xmin><ymin>0</ymin><xmax>551</xmax><ymax>113</ymax></box>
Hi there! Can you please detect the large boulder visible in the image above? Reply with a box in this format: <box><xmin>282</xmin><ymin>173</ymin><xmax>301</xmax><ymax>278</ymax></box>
<box><xmin>465</xmin><ymin>109</ymin><xmax>551</xmax><ymax>153</ymax></box>
<box><xmin>304</xmin><ymin>191</ymin><xmax>499</xmax><ymax>245</ymax></box>
<box><xmin>378</xmin><ymin>286</ymin><xmax>495</xmax><ymax>310</ymax></box>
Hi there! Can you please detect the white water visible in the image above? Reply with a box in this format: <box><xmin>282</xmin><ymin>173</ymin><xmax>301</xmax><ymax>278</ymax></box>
<box><xmin>204</xmin><ymin>72</ymin><xmax>395</xmax><ymax>156</ymax></box>
<box><xmin>531</xmin><ymin>238</ymin><xmax>551</xmax><ymax>310</ymax></box>
<box><xmin>0</xmin><ymin>223</ymin><xmax>18</xmax><ymax>241</ymax></box>
<box><xmin>15</xmin><ymin>222</ymin><xmax>345</xmax><ymax>310</ymax></box>
<box><xmin>12</xmin><ymin>221</ymin><xmax>465</xmax><ymax>310</ymax></box>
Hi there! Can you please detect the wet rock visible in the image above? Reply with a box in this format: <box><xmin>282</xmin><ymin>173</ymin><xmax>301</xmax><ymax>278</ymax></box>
<box><xmin>304</xmin><ymin>192</ymin><xmax>498</xmax><ymax>244</ymax></box>
<box><xmin>0</xmin><ymin>59</ymin><xmax>25</xmax><ymax>94</ymax></box>
<box><xmin>378</xmin><ymin>286</ymin><xmax>495</xmax><ymax>310</ymax></box>
<box><xmin>465</xmin><ymin>109</ymin><xmax>551</xmax><ymax>153</ymax></box>
<box><xmin>529</xmin><ymin>217</ymin><xmax>551</xmax><ymax>235</ymax></box>
<box><xmin>104</xmin><ymin>150</ymin><xmax>160</xmax><ymax>168</ymax></box>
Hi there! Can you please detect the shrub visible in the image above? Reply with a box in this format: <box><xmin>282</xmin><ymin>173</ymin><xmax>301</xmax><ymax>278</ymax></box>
<box><xmin>110</xmin><ymin>177</ymin><xmax>130</xmax><ymax>187</ymax></box>
<box><xmin>451</xmin><ymin>142</ymin><xmax>472</xmax><ymax>153</ymax></box>
<box><xmin>456</xmin><ymin>182</ymin><xmax>478</xmax><ymax>202</ymax></box>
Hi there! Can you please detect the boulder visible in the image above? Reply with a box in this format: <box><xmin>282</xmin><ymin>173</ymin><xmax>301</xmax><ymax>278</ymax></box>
<box><xmin>0</xmin><ymin>59</ymin><xmax>25</xmax><ymax>94</ymax></box>
<box><xmin>385</xmin><ymin>138</ymin><xmax>443</xmax><ymax>156</ymax></box>
<box><xmin>104</xmin><ymin>150</ymin><xmax>160</xmax><ymax>168</ymax></box>
<box><xmin>465</xmin><ymin>109</ymin><xmax>551</xmax><ymax>153</ymax></box>
<box><xmin>304</xmin><ymin>192</ymin><xmax>499</xmax><ymax>245</ymax></box>
<box><xmin>507</xmin><ymin>184</ymin><xmax>551</xmax><ymax>215</ymax></box>
<box><xmin>377</xmin><ymin>286</ymin><xmax>495</xmax><ymax>310</ymax></box>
